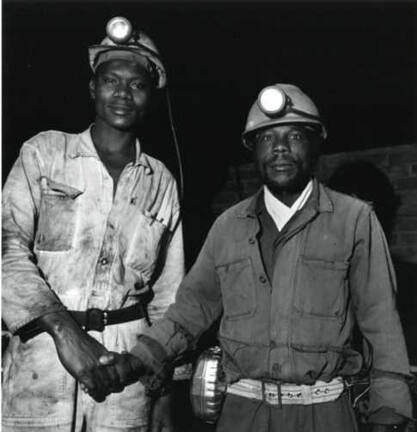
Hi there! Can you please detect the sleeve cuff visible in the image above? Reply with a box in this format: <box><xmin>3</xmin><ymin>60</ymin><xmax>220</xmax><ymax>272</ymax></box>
<box><xmin>131</xmin><ymin>334</ymin><xmax>169</xmax><ymax>372</ymax></box>
<box><xmin>368</xmin><ymin>373</ymin><xmax>413</xmax><ymax>421</ymax></box>
<box><xmin>368</xmin><ymin>407</ymin><xmax>410</xmax><ymax>425</ymax></box>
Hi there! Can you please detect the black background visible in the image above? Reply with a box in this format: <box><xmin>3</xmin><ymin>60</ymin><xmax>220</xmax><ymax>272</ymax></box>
<box><xmin>3</xmin><ymin>0</ymin><xmax>417</xmax><ymax>263</ymax></box>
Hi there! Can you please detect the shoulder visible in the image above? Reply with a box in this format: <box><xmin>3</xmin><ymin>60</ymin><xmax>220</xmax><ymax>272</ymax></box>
<box><xmin>210</xmin><ymin>195</ymin><xmax>256</xmax><ymax>233</ymax></box>
<box><xmin>322</xmin><ymin>183</ymin><xmax>373</xmax><ymax>216</ymax></box>
<box><xmin>20</xmin><ymin>130</ymin><xmax>77</xmax><ymax>158</ymax></box>
<box><xmin>142</xmin><ymin>152</ymin><xmax>177</xmax><ymax>185</ymax></box>
<box><xmin>140</xmin><ymin>152</ymin><xmax>181</xmax><ymax>216</ymax></box>
<box><xmin>320</xmin><ymin>183</ymin><xmax>377</xmax><ymax>236</ymax></box>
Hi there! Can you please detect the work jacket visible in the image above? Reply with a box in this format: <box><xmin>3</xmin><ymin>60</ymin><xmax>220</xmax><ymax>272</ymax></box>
<box><xmin>2</xmin><ymin>128</ymin><xmax>184</xmax><ymax>429</ymax></box>
<box><xmin>133</xmin><ymin>180</ymin><xmax>412</xmax><ymax>421</ymax></box>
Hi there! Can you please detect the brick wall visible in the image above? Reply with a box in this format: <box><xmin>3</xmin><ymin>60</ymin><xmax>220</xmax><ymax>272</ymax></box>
<box><xmin>212</xmin><ymin>144</ymin><xmax>417</xmax><ymax>264</ymax></box>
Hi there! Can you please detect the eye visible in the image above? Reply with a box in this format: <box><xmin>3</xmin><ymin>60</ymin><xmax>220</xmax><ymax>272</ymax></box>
<box><xmin>288</xmin><ymin>131</ymin><xmax>306</xmax><ymax>141</ymax></box>
<box><xmin>257</xmin><ymin>134</ymin><xmax>273</xmax><ymax>144</ymax></box>
<box><xmin>130</xmin><ymin>81</ymin><xmax>147</xmax><ymax>90</ymax></box>
<box><xmin>102</xmin><ymin>76</ymin><xmax>117</xmax><ymax>86</ymax></box>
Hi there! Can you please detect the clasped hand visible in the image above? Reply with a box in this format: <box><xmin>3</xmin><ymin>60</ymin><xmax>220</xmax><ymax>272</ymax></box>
<box><xmin>42</xmin><ymin>311</ymin><xmax>145</xmax><ymax>402</ymax></box>
<box><xmin>79</xmin><ymin>350</ymin><xmax>145</xmax><ymax>401</ymax></box>
<box><xmin>58</xmin><ymin>330</ymin><xmax>144</xmax><ymax>401</ymax></box>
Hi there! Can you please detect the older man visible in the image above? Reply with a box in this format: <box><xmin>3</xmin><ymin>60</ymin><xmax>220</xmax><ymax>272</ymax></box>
<box><xmin>105</xmin><ymin>84</ymin><xmax>412</xmax><ymax>431</ymax></box>
<box><xmin>2</xmin><ymin>17</ymin><xmax>183</xmax><ymax>432</ymax></box>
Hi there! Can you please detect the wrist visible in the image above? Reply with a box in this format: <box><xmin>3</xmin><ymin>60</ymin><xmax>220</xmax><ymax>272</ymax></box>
<box><xmin>37</xmin><ymin>310</ymin><xmax>80</xmax><ymax>340</ymax></box>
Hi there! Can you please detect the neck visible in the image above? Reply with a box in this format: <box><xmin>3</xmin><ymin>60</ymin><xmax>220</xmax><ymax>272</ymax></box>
<box><xmin>267</xmin><ymin>178</ymin><xmax>312</xmax><ymax>207</ymax></box>
<box><xmin>270</xmin><ymin>190</ymin><xmax>301</xmax><ymax>207</ymax></box>
<box><xmin>91</xmin><ymin>121</ymin><xmax>136</xmax><ymax>155</ymax></box>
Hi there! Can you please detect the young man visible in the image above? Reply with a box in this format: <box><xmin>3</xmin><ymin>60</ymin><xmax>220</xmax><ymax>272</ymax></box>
<box><xmin>2</xmin><ymin>17</ymin><xmax>183</xmax><ymax>432</ymax></box>
<box><xmin>101</xmin><ymin>84</ymin><xmax>413</xmax><ymax>431</ymax></box>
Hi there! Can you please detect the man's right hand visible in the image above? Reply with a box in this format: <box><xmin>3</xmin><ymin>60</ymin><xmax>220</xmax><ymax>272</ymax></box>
<box><xmin>37</xmin><ymin>310</ymin><xmax>120</xmax><ymax>402</ymax></box>
<box><xmin>98</xmin><ymin>351</ymin><xmax>147</xmax><ymax>388</ymax></box>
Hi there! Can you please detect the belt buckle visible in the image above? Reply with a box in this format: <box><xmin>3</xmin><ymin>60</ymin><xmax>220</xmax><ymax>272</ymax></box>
<box><xmin>85</xmin><ymin>308</ymin><xmax>108</xmax><ymax>332</ymax></box>
<box><xmin>262</xmin><ymin>381</ymin><xmax>282</xmax><ymax>407</ymax></box>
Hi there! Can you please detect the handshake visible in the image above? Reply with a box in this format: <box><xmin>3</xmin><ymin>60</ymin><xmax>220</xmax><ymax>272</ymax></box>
<box><xmin>44</xmin><ymin>311</ymin><xmax>166</xmax><ymax>403</ymax></box>
<box><xmin>78</xmin><ymin>351</ymin><xmax>148</xmax><ymax>402</ymax></box>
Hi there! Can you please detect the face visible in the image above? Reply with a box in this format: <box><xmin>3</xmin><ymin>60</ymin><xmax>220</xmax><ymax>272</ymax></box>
<box><xmin>253</xmin><ymin>124</ymin><xmax>320</xmax><ymax>195</ymax></box>
<box><xmin>90</xmin><ymin>59</ymin><xmax>153</xmax><ymax>131</ymax></box>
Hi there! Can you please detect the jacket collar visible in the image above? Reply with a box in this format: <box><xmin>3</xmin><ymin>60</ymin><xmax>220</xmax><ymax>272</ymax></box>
<box><xmin>67</xmin><ymin>126</ymin><xmax>153</xmax><ymax>174</ymax></box>
<box><xmin>236</xmin><ymin>178</ymin><xmax>333</xmax><ymax>218</ymax></box>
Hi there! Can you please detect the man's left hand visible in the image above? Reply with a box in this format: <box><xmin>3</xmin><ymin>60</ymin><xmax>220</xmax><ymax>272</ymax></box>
<box><xmin>149</xmin><ymin>393</ymin><xmax>174</xmax><ymax>432</ymax></box>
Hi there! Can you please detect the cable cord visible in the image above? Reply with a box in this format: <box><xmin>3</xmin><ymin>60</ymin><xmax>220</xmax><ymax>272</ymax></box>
<box><xmin>164</xmin><ymin>87</ymin><xmax>185</xmax><ymax>203</ymax></box>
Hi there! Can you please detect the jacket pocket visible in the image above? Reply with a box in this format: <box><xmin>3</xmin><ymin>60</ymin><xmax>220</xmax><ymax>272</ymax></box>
<box><xmin>294</xmin><ymin>256</ymin><xmax>349</xmax><ymax>319</ymax></box>
<box><xmin>290</xmin><ymin>343</ymin><xmax>345</xmax><ymax>382</ymax></box>
<box><xmin>35</xmin><ymin>177</ymin><xmax>83</xmax><ymax>252</ymax></box>
<box><xmin>216</xmin><ymin>257</ymin><xmax>256</xmax><ymax>320</ymax></box>
<box><xmin>124</xmin><ymin>211</ymin><xmax>168</xmax><ymax>283</ymax></box>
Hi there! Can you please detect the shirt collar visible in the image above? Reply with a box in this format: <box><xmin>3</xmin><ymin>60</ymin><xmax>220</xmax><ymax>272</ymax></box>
<box><xmin>264</xmin><ymin>180</ymin><xmax>313</xmax><ymax>213</ymax></box>
<box><xmin>67</xmin><ymin>126</ymin><xmax>153</xmax><ymax>173</ymax></box>
<box><xmin>237</xmin><ymin>178</ymin><xmax>333</xmax><ymax>218</ymax></box>
<box><xmin>263</xmin><ymin>180</ymin><xmax>313</xmax><ymax>231</ymax></box>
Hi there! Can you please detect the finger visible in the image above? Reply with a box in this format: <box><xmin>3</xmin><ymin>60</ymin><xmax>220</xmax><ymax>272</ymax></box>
<box><xmin>79</xmin><ymin>373</ymin><xmax>96</xmax><ymax>395</ymax></box>
<box><xmin>88</xmin><ymin>388</ymin><xmax>106</xmax><ymax>403</ymax></box>
<box><xmin>104</xmin><ymin>364</ymin><xmax>124</xmax><ymax>393</ymax></box>
<box><xmin>99</xmin><ymin>352</ymin><xmax>118</xmax><ymax>366</ymax></box>
<box><xmin>79</xmin><ymin>378</ymin><xmax>106</xmax><ymax>402</ymax></box>
<box><xmin>80</xmin><ymin>362</ymin><xmax>111</xmax><ymax>402</ymax></box>
<box><xmin>89</xmin><ymin>371</ymin><xmax>108</xmax><ymax>402</ymax></box>
<box><xmin>80</xmin><ymin>383</ymin><xmax>89</xmax><ymax>394</ymax></box>
<box><xmin>94</xmin><ymin>364</ymin><xmax>114</xmax><ymax>398</ymax></box>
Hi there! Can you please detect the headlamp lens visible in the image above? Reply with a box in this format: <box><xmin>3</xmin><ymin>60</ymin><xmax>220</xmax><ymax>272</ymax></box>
<box><xmin>258</xmin><ymin>87</ymin><xmax>286</xmax><ymax>115</ymax></box>
<box><xmin>106</xmin><ymin>17</ymin><xmax>133</xmax><ymax>44</ymax></box>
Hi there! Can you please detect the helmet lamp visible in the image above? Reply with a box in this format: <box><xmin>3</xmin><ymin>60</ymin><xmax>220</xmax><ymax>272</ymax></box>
<box><xmin>106</xmin><ymin>17</ymin><xmax>133</xmax><ymax>44</ymax></box>
<box><xmin>242</xmin><ymin>83</ymin><xmax>327</xmax><ymax>148</ymax></box>
<box><xmin>258</xmin><ymin>86</ymin><xmax>286</xmax><ymax>115</ymax></box>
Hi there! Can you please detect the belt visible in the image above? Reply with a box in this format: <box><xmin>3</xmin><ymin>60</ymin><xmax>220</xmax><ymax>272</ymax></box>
<box><xmin>227</xmin><ymin>377</ymin><xmax>345</xmax><ymax>406</ymax></box>
<box><xmin>18</xmin><ymin>292</ymin><xmax>153</xmax><ymax>343</ymax></box>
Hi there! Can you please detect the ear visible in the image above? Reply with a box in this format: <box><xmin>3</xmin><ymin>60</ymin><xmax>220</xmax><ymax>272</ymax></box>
<box><xmin>89</xmin><ymin>78</ymin><xmax>96</xmax><ymax>100</ymax></box>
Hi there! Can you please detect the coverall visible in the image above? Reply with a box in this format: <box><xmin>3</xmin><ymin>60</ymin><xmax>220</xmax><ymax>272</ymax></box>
<box><xmin>132</xmin><ymin>180</ymin><xmax>412</xmax><ymax>431</ymax></box>
<box><xmin>2</xmin><ymin>127</ymin><xmax>184</xmax><ymax>431</ymax></box>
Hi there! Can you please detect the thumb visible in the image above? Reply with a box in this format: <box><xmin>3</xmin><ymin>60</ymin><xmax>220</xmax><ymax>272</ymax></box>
<box><xmin>99</xmin><ymin>351</ymin><xmax>118</xmax><ymax>365</ymax></box>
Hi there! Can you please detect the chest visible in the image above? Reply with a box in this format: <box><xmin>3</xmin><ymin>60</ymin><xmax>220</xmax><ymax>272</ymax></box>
<box><xmin>98</xmin><ymin>152</ymin><xmax>133</xmax><ymax>190</ymax></box>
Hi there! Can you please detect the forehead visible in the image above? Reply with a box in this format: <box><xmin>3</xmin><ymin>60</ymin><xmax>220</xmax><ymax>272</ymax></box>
<box><xmin>257</xmin><ymin>124</ymin><xmax>312</xmax><ymax>134</ymax></box>
<box><xmin>96</xmin><ymin>59</ymin><xmax>151</xmax><ymax>79</ymax></box>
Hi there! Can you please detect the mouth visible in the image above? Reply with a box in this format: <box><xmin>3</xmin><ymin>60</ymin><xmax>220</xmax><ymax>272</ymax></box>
<box><xmin>268</xmin><ymin>161</ymin><xmax>296</xmax><ymax>172</ymax></box>
<box><xmin>108</xmin><ymin>105</ymin><xmax>134</xmax><ymax>115</ymax></box>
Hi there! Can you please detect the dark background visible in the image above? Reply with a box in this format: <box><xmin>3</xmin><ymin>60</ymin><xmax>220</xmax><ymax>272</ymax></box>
<box><xmin>3</xmin><ymin>4</ymin><xmax>417</xmax><ymax>200</ymax></box>
<box><xmin>3</xmin><ymin>0</ymin><xmax>417</xmax><ymax>260</ymax></box>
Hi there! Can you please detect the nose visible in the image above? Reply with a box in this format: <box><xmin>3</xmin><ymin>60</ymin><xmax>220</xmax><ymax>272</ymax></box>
<box><xmin>271</xmin><ymin>133</ymin><xmax>290</xmax><ymax>154</ymax></box>
<box><xmin>114</xmin><ymin>81</ymin><xmax>132</xmax><ymax>99</ymax></box>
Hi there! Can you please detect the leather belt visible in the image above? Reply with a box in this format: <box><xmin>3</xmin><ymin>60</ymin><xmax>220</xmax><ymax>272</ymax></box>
<box><xmin>18</xmin><ymin>293</ymin><xmax>153</xmax><ymax>343</ymax></box>
<box><xmin>227</xmin><ymin>377</ymin><xmax>345</xmax><ymax>406</ymax></box>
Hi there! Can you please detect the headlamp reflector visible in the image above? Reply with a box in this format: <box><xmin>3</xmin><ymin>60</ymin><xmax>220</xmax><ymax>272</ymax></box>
<box><xmin>258</xmin><ymin>86</ymin><xmax>286</xmax><ymax>115</ymax></box>
<box><xmin>106</xmin><ymin>17</ymin><xmax>133</xmax><ymax>44</ymax></box>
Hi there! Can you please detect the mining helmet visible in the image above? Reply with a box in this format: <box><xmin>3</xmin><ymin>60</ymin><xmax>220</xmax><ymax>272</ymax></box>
<box><xmin>88</xmin><ymin>16</ymin><xmax>166</xmax><ymax>89</ymax></box>
<box><xmin>242</xmin><ymin>83</ymin><xmax>327</xmax><ymax>148</ymax></box>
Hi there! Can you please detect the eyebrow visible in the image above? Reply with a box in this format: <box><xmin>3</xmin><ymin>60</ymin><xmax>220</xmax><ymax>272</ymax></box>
<box><xmin>100</xmin><ymin>70</ymin><xmax>148</xmax><ymax>81</ymax></box>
